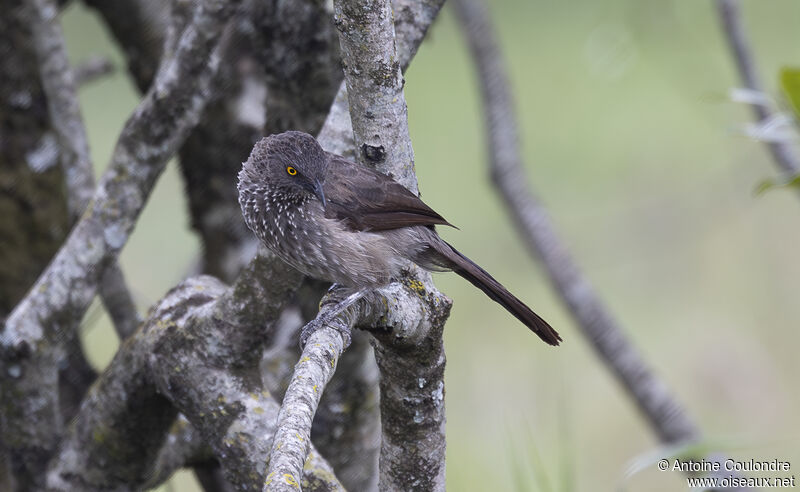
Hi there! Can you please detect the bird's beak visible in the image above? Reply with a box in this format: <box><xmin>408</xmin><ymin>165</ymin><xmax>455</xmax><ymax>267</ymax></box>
<box><xmin>313</xmin><ymin>178</ymin><xmax>327</xmax><ymax>209</ymax></box>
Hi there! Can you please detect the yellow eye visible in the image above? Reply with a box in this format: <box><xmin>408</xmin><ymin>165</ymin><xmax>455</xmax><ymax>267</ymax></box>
<box><xmin>286</xmin><ymin>166</ymin><xmax>297</xmax><ymax>176</ymax></box>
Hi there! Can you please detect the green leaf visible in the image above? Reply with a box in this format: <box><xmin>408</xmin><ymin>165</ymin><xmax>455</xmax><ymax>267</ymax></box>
<box><xmin>754</xmin><ymin>174</ymin><xmax>800</xmax><ymax>196</ymax></box>
<box><xmin>780</xmin><ymin>67</ymin><xmax>800</xmax><ymax>120</ymax></box>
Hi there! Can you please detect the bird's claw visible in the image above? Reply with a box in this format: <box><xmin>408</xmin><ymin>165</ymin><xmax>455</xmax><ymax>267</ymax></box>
<box><xmin>299</xmin><ymin>288</ymin><xmax>365</xmax><ymax>349</ymax></box>
<box><xmin>299</xmin><ymin>313</ymin><xmax>353</xmax><ymax>349</ymax></box>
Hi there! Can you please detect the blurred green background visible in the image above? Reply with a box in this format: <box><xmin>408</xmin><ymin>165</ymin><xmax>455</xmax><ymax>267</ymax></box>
<box><xmin>61</xmin><ymin>0</ymin><xmax>800</xmax><ymax>490</ymax></box>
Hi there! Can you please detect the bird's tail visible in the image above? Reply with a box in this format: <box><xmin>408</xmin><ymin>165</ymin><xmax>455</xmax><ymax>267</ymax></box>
<box><xmin>432</xmin><ymin>239</ymin><xmax>561</xmax><ymax>346</ymax></box>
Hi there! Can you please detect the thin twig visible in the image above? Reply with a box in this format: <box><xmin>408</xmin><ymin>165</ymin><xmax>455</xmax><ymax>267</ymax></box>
<box><xmin>73</xmin><ymin>55</ymin><xmax>115</xmax><ymax>87</ymax></box>
<box><xmin>31</xmin><ymin>0</ymin><xmax>94</xmax><ymax>216</ymax></box>
<box><xmin>716</xmin><ymin>0</ymin><xmax>800</xmax><ymax>176</ymax></box>
<box><xmin>452</xmin><ymin>0</ymin><xmax>700</xmax><ymax>444</ymax></box>
<box><xmin>30</xmin><ymin>0</ymin><xmax>141</xmax><ymax>341</ymax></box>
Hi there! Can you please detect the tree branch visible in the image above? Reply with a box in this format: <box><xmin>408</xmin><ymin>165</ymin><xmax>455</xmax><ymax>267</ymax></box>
<box><xmin>30</xmin><ymin>0</ymin><xmax>93</xmax><ymax>217</ymax></box>
<box><xmin>73</xmin><ymin>55</ymin><xmax>114</xmax><ymax>87</ymax></box>
<box><xmin>265</xmin><ymin>293</ymin><xmax>354</xmax><ymax>492</ymax></box>
<box><xmin>452</xmin><ymin>0</ymin><xmax>700</xmax><ymax>445</ymax></box>
<box><xmin>330</xmin><ymin>1</ymin><xmax>449</xmax><ymax>490</ymax></box>
<box><xmin>82</xmin><ymin>0</ymin><xmax>167</xmax><ymax>93</ymax></box>
<box><xmin>48</xmin><ymin>251</ymin><xmax>345</xmax><ymax>490</ymax></box>
<box><xmin>30</xmin><ymin>0</ymin><xmax>141</xmax><ymax>343</ymax></box>
<box><xmin>333</xmin><ymin>0</ymin><xmax>416</xmax><ymax>192</ymax></box>
<box><xmin>715</xmin><ymin>0</ymin><xmax>800</xmax><ymax>177</ymax></box>
<box><xmin>1</xmin><ymin>1</ymin><xmax>240</xmax><ymax>485</ymax></box>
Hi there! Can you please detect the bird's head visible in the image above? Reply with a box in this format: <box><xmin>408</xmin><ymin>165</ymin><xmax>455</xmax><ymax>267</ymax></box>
<box><xmin>238</xmin><ymin>131</ymin><xmax>329</xmax><ymax>207</ymax></box>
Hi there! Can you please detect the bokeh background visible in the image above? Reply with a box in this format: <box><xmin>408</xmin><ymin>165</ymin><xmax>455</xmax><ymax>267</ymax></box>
<box><xmin>60</xmin><ymin>0</ymin><xmax>800</xmax><ymax>490</ymax></box>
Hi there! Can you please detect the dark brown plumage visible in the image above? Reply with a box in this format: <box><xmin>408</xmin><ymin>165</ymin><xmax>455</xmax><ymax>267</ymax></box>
<box><xmin>238</xmin><ymin>131</ymin><xmax>561</xmax><ymax>346</ymax></box>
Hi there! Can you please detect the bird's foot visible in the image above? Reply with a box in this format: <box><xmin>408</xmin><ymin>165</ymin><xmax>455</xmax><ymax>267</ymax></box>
<box><xmin>299</xmin><ymin>286</ymin><xmax>367</xmax><ymax>349</ymax></box>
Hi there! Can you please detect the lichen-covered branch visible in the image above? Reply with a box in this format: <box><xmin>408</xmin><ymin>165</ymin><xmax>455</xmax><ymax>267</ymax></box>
<box><xmin>715</xmin><ymin>0</ymin><xmax>800</xmax><ymax>177</ymax></box>
<box><xmin>264</xmin><ymin>303</ymin><xmax>350</xmax><ymax>492</ymax></box>
<box><xmin>318</xmin><ymin>0</ymin><xmax>446</xmax><ymax>160</ymax></box>
<box><xmin>31</xmin><ymin>0</ymin><xmax>141</xmax><ymax>343</ymax></box>
<box><xmin>144</xmin><ymin>415</ymin><xmax>215</xmax><ymax>490</ymax></box>
<box><xmin>331</xmin><ymin>1</ymin><xmax>448</xmax><ymax>490</ymax></box>
<box><xmin>452</xmin><ymin>0</ymin><xmax>700</xmax><ymax>444</ymax></box>
<box><xmin>333</xmin><ymin>0</ymin><xmax>415</xmax><ymax>192</ymax></box>
<box><xmin>48</xmin><ymin>251</ymin><xmax>344</xmax><ymax>490</ymax></box>
<box><xmin>0</xmin><ymin>3</ymin><xmax>72</xmax><ymax>488</ymax></box>
<box><xmin>5</xmin><ymin>0</ymin><xmax>239</xmax><ymax>340</ymax></box>
<box><xmin>30</xmin><ymin>0</ymin><xmax>93</xmax><ymax>217</ymax></box>
<box><xmin>0</xmin><ymin>1</ymin><xmax>240</xmax><ymax>486</ymax></box>
<box><xmin>370</xmin><ymin>281</ymin><xmax>448</xmax><ymax>490</ymax></box>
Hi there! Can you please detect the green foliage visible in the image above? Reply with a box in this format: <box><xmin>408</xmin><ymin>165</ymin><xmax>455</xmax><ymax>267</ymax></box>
<box><xmin>754</xmin><ymin>174</ymin><xmax>800</xmax><ymax>195</ymax></box>
<box><xmin>780</xmin><ymin>67</ymin><xmax>800</xmax><ymax>120</ymax></box>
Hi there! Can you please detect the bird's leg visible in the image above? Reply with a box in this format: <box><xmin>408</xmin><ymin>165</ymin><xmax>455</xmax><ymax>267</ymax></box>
<box><xmin>299</xmin><ymin>284</ymin><xmax>368</xmax><ymax>349</ymax></box>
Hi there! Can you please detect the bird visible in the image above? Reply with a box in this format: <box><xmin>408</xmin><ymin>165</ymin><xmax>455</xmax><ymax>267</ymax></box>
<box><xmin>237</xmin><ymin>131</ymin><xmax>561</xmax><ymax>346</ymax></box>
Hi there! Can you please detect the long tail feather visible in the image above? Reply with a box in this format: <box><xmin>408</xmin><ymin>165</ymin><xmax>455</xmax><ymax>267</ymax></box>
<box><xmin>435</xmin><ymin>240</ymin><xmax>561</xmax><ymax>346</ymax></box>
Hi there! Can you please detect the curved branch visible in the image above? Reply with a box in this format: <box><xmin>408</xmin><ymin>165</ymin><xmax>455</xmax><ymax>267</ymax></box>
<box><xmin>4</xmin><ymin>0</ymin><xmax>238</xmax><ymax>341</ymax></box>
<box><xmin>1</xmin><ymin>1</ymin><xmax>240</xmax><ymax>485</ymax></box>
<box><xmin>48</xmin><ymin>253</ymin><xmax>342</xmax><ymax>490</ymax></box>
<box><xmin>264</xmin><ymin>293</ymin><xmax>353</xmax><ymax>492</ymax></box>
<box><xmin>715</xmin><ymin>0</ymin><xmax>800</xmax><ymax>176</ymax></box>
<box><xmin>452</xmin><ymin>0</ymin><xmax>700</xmax><ymax>444</ymax></box>
<box><xmin>31</xmin><ymin>0</ymin><xmax>141</xmax><ymax>342</ymax></box>
<box><xmin>265</xmin><ymin>278</ymin><xmax>451</xmax><ymax>492</ymax></box>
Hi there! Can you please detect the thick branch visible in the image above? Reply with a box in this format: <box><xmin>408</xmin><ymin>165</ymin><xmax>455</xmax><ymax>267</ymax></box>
<box><xmin>333</xmin><ymin>0</ymin><xmax>416</xmax><ymax>191</ymax></box>
<box><xmin>331</xmin><ymin>1</ymin><xmax>448</xmax><ymax>490</ymax></box>
<box><xmin>715</xmin><ymin>0</ymin><xmax>800</xmax><ymax>177</ymax></box>
<box><xmin>452</xmin><ymin>0</ymin><xmax>699</xmax><ymax>444</ymax></box>
<box><xmin>370</xmin><ymin>280</ymin><xmax>448</xmax><ymax>491</ymax></box>
<box><xmin>5</xmin><ymin>0</ymin><xmax>238</xmax><ymax>340</ymax></box>
<box><xmin>48</xmin><ymin>252</ymin><xmax>343</xmax><ymax>490</ymax></box>
<box><xmin>318</xmin><ymin>0</ymin><xmax>446</xmax><ymax>161</ymax></box>
<box><xmin>1</xmin><ymin>1</ymin><xmax>240</xmax><ymax>485</ymax></box>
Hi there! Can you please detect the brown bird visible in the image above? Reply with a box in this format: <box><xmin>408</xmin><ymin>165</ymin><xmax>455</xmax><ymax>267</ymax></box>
<box><xmin>238</xmin><ymin>131</ymin><xmax>561</xmax><ymax>345</ymax></box>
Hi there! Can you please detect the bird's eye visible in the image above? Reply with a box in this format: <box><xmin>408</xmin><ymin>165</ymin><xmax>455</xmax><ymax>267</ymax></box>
<box><xmin>286</xmin><ymin>166</ymin><xmax>297</xmax><ymax>176</ymax></box>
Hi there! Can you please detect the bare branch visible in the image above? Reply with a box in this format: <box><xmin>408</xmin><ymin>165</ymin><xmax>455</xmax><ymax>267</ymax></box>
<box><xmin>30</xmin><ymin>0</ymin><xmax>93</xmax><ymax>217</ymax></box>
<box><xmin>3</xmin><ymin>0</ymin><xmax>238</xmax><ymax>356</ymax></box>
<box><xmin>30</xmin><ymin>0</ymin><xmax>141</xmax><ymax>342</ymax></box>
<box><xmin>369</xmin><ymin>280</ymin><xmax>448</xmax><ymax>491</ymax></box>
<box><xmin>1</xmin><ymin>1</ymin><xmax>240</xmax><ymax>485</ymax></box>
<box><xmin>330</xmin><ymin>1</ymin><xmax>448</xmax><ymax>490</ymax></box>
<box><xmin>318</xmin><ymin>0</ymin><xmax>446</xmax><ymax>160</ymax></box>
<box><xmin>265</xmin><ymin>294</ymin><xmax>352</xmax><ymax>492</ymax></box>
<box><xmin>48</xmin><ymin>252</ymin><xmax>344</xmax><ymax>490</ymax></box>
<box><xmin>452</xmin><ymin>0</ymin><xmax>699</xmax><ymax>444</ymax></box>
<box><xmin>144</xmin><ymin>415</ymin><xmax>214</xmax><ymax>490</ymax></box>
<box><xmin>73</xmin><ymin>55</ymin><xmax>114</xmax><ymax>86</ymax></box>
<box><xmin>98</xmin><ymin>265</ymin><xmax>142</xmax><ymax>339</ymax></box>
<box><xmin>310</xmin><ymin>331</ymin><xmax>380</xmax><ymax>491</ymax></box>
<box><xmin>715</xmin><ymin>0</ymin><xmax>800</xmax><ymax>176</ymax></box>
<box><xmin>82</xmin><ymin>0</ymin><xmax>167</xmax><ymax>92</ymax></box>
<box><xmin>333</xmin><ymin>0</ymin><xmax>416</xmax><ymax>191</ymax></box>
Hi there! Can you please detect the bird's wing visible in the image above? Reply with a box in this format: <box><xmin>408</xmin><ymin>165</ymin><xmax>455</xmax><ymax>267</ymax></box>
<box><xmin>323</xmin><ymin>154</ymin><xmax>455</xmax><ymax>232</ymax></box>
